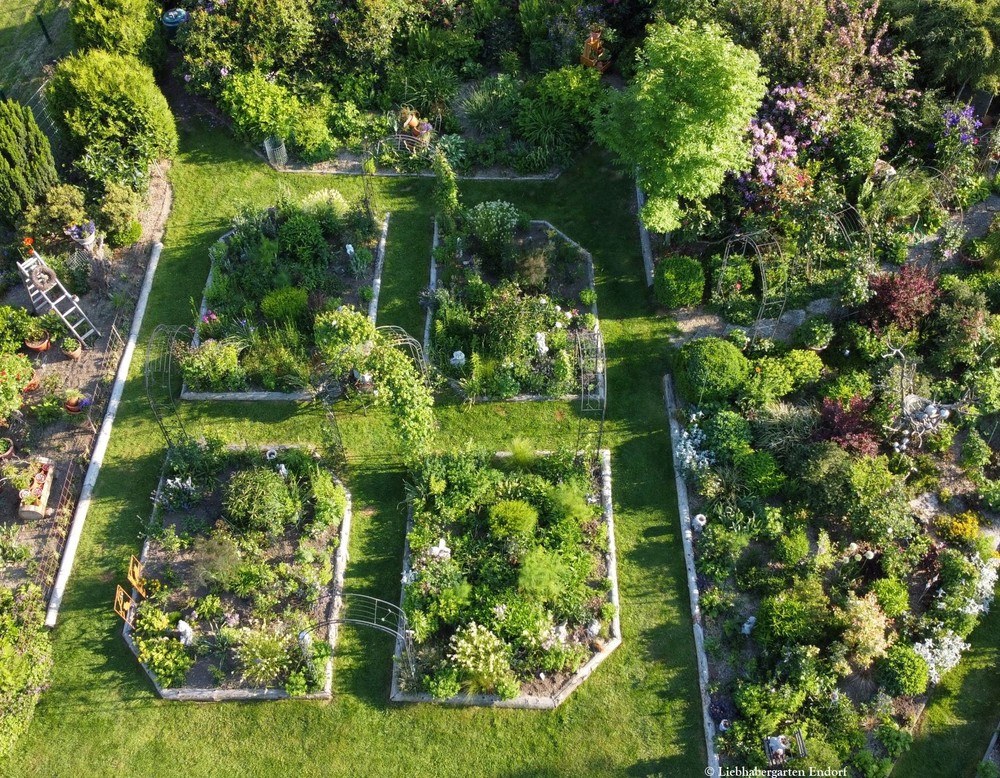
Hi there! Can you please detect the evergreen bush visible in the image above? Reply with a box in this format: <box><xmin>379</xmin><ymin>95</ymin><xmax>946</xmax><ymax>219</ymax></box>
<box><xmin>654</xmin><ymin>255</ymin><xmax>705</xmax><ymax>309</ymax></box>
<box><xmin>48</xmin><ymin>50</ymin><xmax>177</xmax><ymax>189</ymax></box>
<box><xmin>0</xmin><ymin>100</ymin><xmax>58</xmax><ymax>228</ymax></box>
<box><xmin>674</xmin><ymin>336</ymin><xmax>749</xmax><ymax>403</ymax></box>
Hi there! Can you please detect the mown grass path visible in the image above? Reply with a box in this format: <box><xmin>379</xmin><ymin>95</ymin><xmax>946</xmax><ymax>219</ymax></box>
<box><xmin>3</xmin><ymin>124</ymin><xmax>704</xmax><ymax>777</ymax></box>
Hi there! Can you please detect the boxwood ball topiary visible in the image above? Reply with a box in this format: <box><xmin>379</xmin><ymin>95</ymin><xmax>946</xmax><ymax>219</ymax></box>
<box><xmin>877</xmin><ymin>644</ymin><xmax>929</xmax><ymax>697</ymax></box>
<box><xmin>674</xmin><ymin>336</ymin><xmax>749</xmax><ymax>403</ymax></box>
<box><xmin>654</xmin><ymin>254</ymin><xmax>705</xmax><ymax>309</ymax></box>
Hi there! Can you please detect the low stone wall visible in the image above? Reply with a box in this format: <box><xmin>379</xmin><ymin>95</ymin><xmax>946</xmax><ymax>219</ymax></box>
<box><xmin>662</xmin><ymin>375</ymin><xmax>721</xmax><ymax>776</ymax></box>
<box><xmin>634</xmin><ymin>187</ymin><xmax>655</xmax><ymax>287</ymax></box>
<box><xmin>121</xmin><ymin>445</ymin><xmax>353</xmax><ymax>702</ymax></box>
<box><xmin>389</xmin><ymin>449</ymin><xmax>621</xmax><ymax>708</ymax></box>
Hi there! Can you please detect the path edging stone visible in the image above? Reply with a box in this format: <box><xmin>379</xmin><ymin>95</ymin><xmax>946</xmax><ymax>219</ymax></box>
<box><xmin>44</xmin><ymin>241</ymin><xmax>166</xmax><ymax>627</ymax></box>
<box><xmin>662</xmin><ymin>374</ymin><xmax>721</xmax><ymax>776</ymax></box>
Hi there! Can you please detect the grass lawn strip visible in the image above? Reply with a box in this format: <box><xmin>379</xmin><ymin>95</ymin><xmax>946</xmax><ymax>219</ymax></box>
<box><xmin>1</xmin><ymin>132</ymin><xmax>704</xmax><ymax>777</ymax></box>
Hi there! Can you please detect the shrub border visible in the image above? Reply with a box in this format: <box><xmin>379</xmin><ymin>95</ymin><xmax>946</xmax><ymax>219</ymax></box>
<box><xmin>120</xmin><ymin>444</ymin><xmax>354</xmax><ymax>701</ymax></box>
<box><xmin>423</xmin><ymin>218</ymin><xmax>601</xmax><ymax>403</ymax></box>
<box><xmin>388</xmin><ymin>448</ymin><xmax>621</xmax><ymax>708</ymax></box>
<box><xmin>179</xmin><ymin>213</ymin><xmax>391</xmax><ymax>402</ymax></box>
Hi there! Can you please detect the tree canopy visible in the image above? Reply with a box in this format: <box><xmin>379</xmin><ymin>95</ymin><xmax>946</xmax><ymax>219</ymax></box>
<box><xmin>887</xmin><ymin>0</ymin><xmax>1000</xmax><ymax>93</ymax></box>
<box><xmin>596</xmin><ymin>20</ymin><xmax>766</xmax><ymax>233</ymax></box>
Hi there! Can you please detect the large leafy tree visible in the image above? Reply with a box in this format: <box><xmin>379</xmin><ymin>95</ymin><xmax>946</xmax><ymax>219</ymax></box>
<box><xmin>0</xmin><ymin>100</ymin><xmax>58</xmax><ymax>228</ymax></box>
<box><xmin>887</xmin><ymin>0</ymin><xmax>1000</xmax><ymax>93</ymax></box>
<box><xmin>597</xmin><ymin>20</ymin><xmax>766</xmax><ymax>233</ymax></box>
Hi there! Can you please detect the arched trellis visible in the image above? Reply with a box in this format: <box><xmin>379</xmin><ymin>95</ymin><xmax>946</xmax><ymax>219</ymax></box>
<box><xmin>376</xmin><ymin>324</ymin><xmax>431</xmax><ymax>387</ymax></box>
<box><xmin>717</xmin><ymin>230</ymin><xmax>791</xmax><ymax>346</ymax></box>
<box><xmin>576</xmin><ymin>328</ymin><xmax>607</xmax><ymax>453</ymax></box>
<box><xmin>304</xmin><ymin>593</ymin><xmax>415</xmax><ymax>679</ymax></box>
<box><xmin>144</xmin><ymin>324</ymin><xmax>192</xmax><ymax>450</ymax></box>
<box><xmin>802</xmin><ymin>203</ymin><xmax>873</xmax><ymax>276</ymax></box>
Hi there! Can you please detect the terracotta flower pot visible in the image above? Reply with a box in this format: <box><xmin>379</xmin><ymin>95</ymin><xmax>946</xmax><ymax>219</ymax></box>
<box><xmin>24</xmin><ymin>333</ymin><xmax>50</xmax><ymax>352</ymax></box>
<box><xmin>0</xmin><ymin>438</ymin><xmax>13</xmax><ymax>460</ymax></box>
<box><xmin>62</xmin><ymin>344</ymin><xmax>82</xmax><ymax>360</ymax></box>
<box><xmin>65</xmin><ymin>400</ymin><xmax>83</xmax><ymax>414</ymax></box>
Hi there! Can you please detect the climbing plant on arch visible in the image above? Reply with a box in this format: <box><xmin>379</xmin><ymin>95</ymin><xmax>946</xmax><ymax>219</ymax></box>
<box><xmin>314</xmin><ymin>305</ymin><xmax>434</xmax><ymax>456</ymax></box>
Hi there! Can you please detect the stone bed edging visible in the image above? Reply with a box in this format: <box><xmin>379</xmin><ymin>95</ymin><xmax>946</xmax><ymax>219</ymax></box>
<box><xmin>44</xmin><ymin>241</ymin><xmax>165</xmax><ymax>627</ymax></box>
<box><xmin>634</xmin><ymin>186</ymin><xmax>655</xmax><ymax>287</ymax></box>
<box><xmin>389</xmin><ymin>449</ymin><xmax>621</xmax><ymax>708</ymax></box>
<box><xmin>662</xmin><ymin>374</ymin><xmax>721</xmax><ymax>776</ymax></box>
<box><xmin>179</xmin><ymin>213</ymin><xmax>391</xmax><ymax>402</ymax></box>
<box><xmin>121</xmin><ymin>445</ymin><xmax>353</xmax><ymax>701</ymax></box>
<box><xmin>422</xmin><ymin>218</ymin><xmax>603</xmax><ymax>404</ymax></box>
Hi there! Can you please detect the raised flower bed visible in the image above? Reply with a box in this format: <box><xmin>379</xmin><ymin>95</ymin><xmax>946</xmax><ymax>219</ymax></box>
<box><xmin>123</xmin><ymin>441</ymin><xmax>353</xmax><ymax>700</ymax></box>
<box><xmin>391</xmin><ymin>447</ymin><xmax>620</xmax><ymax>708</ymax></box>
<box><xmin>425</xmin><ymin>206</ymin><xmax>600</xmax><ymax>401</ymax></box>
<box><xmin>179</xmin><ymin>190</ymin><xmax>390</xmax><ymax>401</ymax></box>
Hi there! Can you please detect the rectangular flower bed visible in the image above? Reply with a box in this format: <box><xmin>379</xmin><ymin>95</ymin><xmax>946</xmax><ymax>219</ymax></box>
<box><xmin>425</xmin><ymin>207</ymin><xmax>600</xmax><ymax>402</ymax></box>
<box><xmin>179</xmin><ymin>191</ymin><xmax>390</xmax><ymax>401</ymax></box>
<box><xmin>122</xmin><ymin>441</ymin><xmax>352</xmax><ymax>701</ymax></box>
<box><xmin>391</xmin><ymin>447</ymin><xmax>620</xmax><ymax>708</ymax></box>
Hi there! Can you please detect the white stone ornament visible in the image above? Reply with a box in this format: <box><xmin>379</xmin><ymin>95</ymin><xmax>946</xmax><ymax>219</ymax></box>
<box><xmin>177</xmin><ymin>620</ymin><xmax>195</xmax><ymax>646</ymax></box>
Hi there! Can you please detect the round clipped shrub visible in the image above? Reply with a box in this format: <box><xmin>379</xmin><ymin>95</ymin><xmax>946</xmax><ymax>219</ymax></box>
<box><xmin>224</xmin><ymin>467</ymin><xmax>299</xmax><ymax>535</ymax></box>
<box><xmin>489</xmin><ymin>499</ymin><xmax>538</xmax><ymax>539</ymax></box>
<box><xmin>877</xmin><ymin>644</ymin><xmax>929</xmax><ymax>697</ymax></box>
<box><xmin>654</xmin><ymin>254</ymin><xmax>705</xmax><ymax>309</ymax></box>
<box><xmin>674</xmin><ymin>336</ymin><xmax>749</xmax><ymax>403</ymax></box>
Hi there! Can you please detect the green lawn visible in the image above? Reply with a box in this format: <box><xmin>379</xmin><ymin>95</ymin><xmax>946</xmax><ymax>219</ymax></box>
<box><xmin>1</xmin><ymin>122</ymin><xmax>705</xmax><ymax>777</ymax></box>
<box><xmin>0</xmin><ymin>0</ymin><xmax>72</xmax><ymax>96</ymax></box>
<box><xmin>892</xmin><ymin>602</ymin><xmax>1000</xmax><ymax>778</ymax></box>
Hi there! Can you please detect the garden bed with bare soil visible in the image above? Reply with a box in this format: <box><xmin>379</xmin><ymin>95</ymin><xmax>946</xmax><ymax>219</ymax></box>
<box><xmin>426</xmin><ymin>214</ymin><xmax>601</xmax><ymax>402</ymax></box>
<box><xmin>0</xmin><ymin>163</ymin><xmax>171</xmax><ymax>601</ymax></box>
<box><xmin>390</xmin><ymin>449</ymin><xmax>621</xmax><ymax>709</ymax></box>
<box><xmin>123</xmin><ymin>443</ymin><xmax>352</xmax><ymax>701</ymax></box>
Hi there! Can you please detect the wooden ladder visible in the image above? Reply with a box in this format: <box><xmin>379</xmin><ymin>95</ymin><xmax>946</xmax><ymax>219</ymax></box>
<box><xmin>17</xmin><ymin>251</ymin><xmax>101</xmax><ymax>345</ymax></box>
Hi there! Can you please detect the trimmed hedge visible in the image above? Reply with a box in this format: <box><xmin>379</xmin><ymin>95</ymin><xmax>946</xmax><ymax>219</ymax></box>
<box><xmin>674</xmin><ymin>336</ymin><xmax>748</xmax><ymax>403</ymax></box>
<box><xmin>654</xmin><ymin>254</ymin><xmax>705</xmax><ymax>309</ymax></box>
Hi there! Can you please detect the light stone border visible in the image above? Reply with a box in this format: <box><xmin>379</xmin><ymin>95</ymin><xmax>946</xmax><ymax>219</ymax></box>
<box><xmin>635</xmin><ymin>186</ymin><xmax>655</xmax><ymax>287</ymax></box>
<box><xmin>424</xmin><ymin>218</ymin><xmax>602</xmax><ymax>404</ymax></box>
<box><xmin>662</xmin><ymin>374</ymin><xmax>721</xmax><ymax>776</ymax></box>
<box><xmin>121</xmin><ymin>445</ymin><xmax>354</xmax><ymax>701</ymax></box>
<box><xmin>45</xmin><ymin>241</ymin><xmax>165</xmax><ymax>627</ymax></box>
<box><xmin>180</xmin><ymin>213</ymin><xmax>392</xmax><ymax>402</ymax></box>
<box><xmin>389</xmin><ymin>449</ymin><xmax>621</xmax><ymax>708</ymax></box>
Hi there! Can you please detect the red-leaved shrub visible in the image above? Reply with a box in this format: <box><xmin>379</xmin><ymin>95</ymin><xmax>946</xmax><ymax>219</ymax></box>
<box><xmin>815</xmin><ymin>396</ymin><xmax>880</xmax><ymax>456</ymax></box>
<box><xmin>862</xmin><ymin>265</ymin><xmax>939</xmax><ymax>332</ymax></box>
